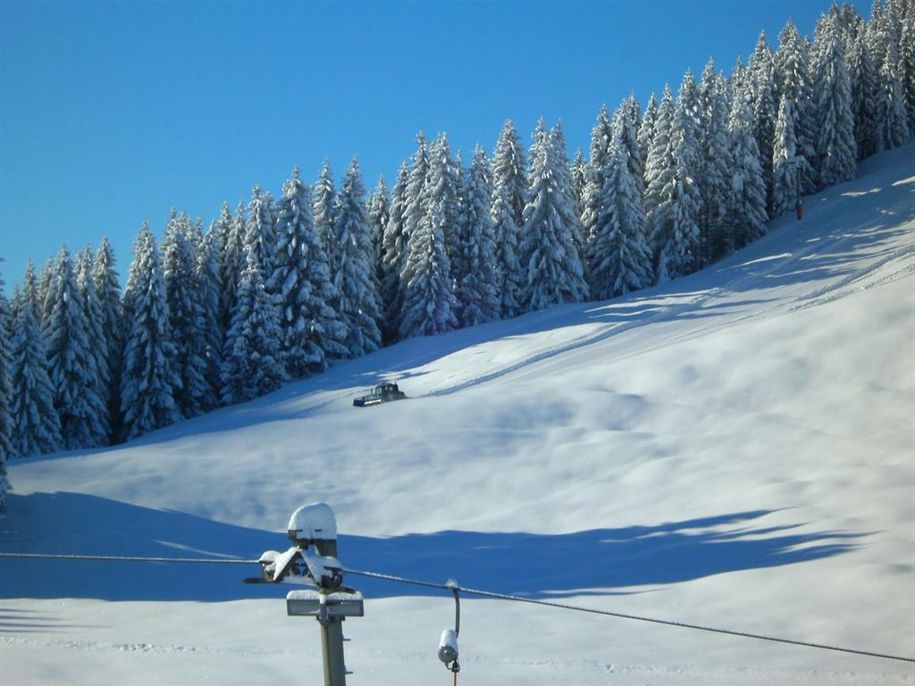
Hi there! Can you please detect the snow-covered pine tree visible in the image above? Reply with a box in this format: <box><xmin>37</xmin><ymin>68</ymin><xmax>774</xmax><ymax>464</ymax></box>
<box><xmin>274</xmin><ymin>166</ymin><xmax>348</xmax><ymax>375</ymax></box>
<box><xmin>218</xmin><ymin>202</ymin><xmax>244</xmax><ymax>334</ymax></box>
<box><xmin>45</xmin><ymin>246</ymin><xmax>107</xmax><ymax>449</ymax></box>
<box><xmin>456</xmin><ymin>145</ymin><xmax>500</xmax><ymax>327</ymax></box>
<box><xmin>551</xmin><ymin>121</ymin><xmax>588</xmax><ymax>272</ymax></box>
<box><xmin>812</xmin><ymin>9</ymin><xmax>857</xmax><ymax>187</ymax></box>
<box><xmin>0</xmin><ymin>266</ymin><xmax>11</xmax><ymax>506</ymax></box>
<box><xmin>643</xmin><ymin>86</ymin><xmax>675</xmax><ymax>230</ymax></box>
<box><xmin>772</xmin><ymin>95</ymin><xmax>807</xmax><ymax>217</ymax></box>
<box><xmin>220</xmin><ymin>221</ymin><xmax>286</xmax><ymax>405</ymax></box>
<box><xmin>570</xmin><ymin>149</ymin><xmax>588</xmax><ymax>219</ymax></box>
<box><xmin>697</xmin><ymin>60</ymin><xmax>732</xmax><ymax>267</ymax></box>
<box><xmin>749</xmin><ymin>31</ymin><xmax>778</xmax><ymax>215</ymax></box>
<box><xmin>332</xmin><ymin>158</ymin><xmax>383</xmax><ymax>357</ymax></box>
<box><xmin>10</xmin><ymin>281</ymin><xmax>61</xmax><ymax>457</ymax></box>
<box><xmin>120</xmin><ymin>224</ymin><xmax>182</xmax><ymax>440</ymax></box>
<box><xmin>162</xmin><ymin>212</ymin><xmax>211</xmax><ymax>417</ymax></box>
<box><xmin>380</xmin><ymin>162</ymin><xmax>410</xmax><ymax>343</ymax></box>
<box><xmin>849</xmin><ymin>26</ymin><xmax>881</xmax><ymax>159</ymax></box>
<box><xmin>368</xmin><ymin>176</ymin><xmax>389</xmax><ymax>292</ymax></box>
<box><xmin>37</xmin><ymin>256</ymin><xmax>56</xmax><ymax>329</ymax></box>
<box><xmin>490</xmin><ymin>120</ymin><xmax>527</xmax><ymax>319</ymax></box>
<box><xmin>426</xmin><ymin>134</ymin><xmax>462</xmax><ymax>290</ymax></box>
<box><xmin>313</xmin><ymin>160</ymin><xmax>338</xmax><ymax>276</ymax></box>
<box><xmin>519</xmin><ymin>118</ymin><xmax>588</xmax><ymax>311</ymax></box>
<box><xmin>245</xmin><ymin>187</ymin><xmax>278</xmax><ymax>291</ymax></box>
<box><xmin>399</xmin><ymin>137</ymin><xmax>459</xmax><ymax>339</ymax></box>
<box><xmin>93</xmin><ymin>237</ymin><xmax>123</xmax><ymax>439</ymax></box>
<box><xmin>195</xmin><ymin>221</ymin><xmax>223</xmax><ymax>409</ymax></box>
<box><xmin>18</xmin><ymin>261</ymin><xmax>40</xmax><ymax>322</ymax></box>
<box><xmin>615</xmin><ymin>95</ymin><xmax>645</xmax><ymax>195</ymax></box>
<box><xmin>875</xmin><ymin>41</ymin><xmax>912</xmax><ymax>149</ymax></box>
<box><xmin>581</xmin><ymin>105</ymin><xmax>615</xmax><ymax>262</ymax></box>
<box><xmin>725</xmin><ymin>89</ymin><xmax>769</xmax><ymax>255</ymax></box>
<box><xmin>586</xmin><ymin>133</ymin><xmax>653</xmax><ymax>300</ymax></box>
<box><xmin>900</xmin><ymin>2</ymin><xmax>915</xmax><ymax>130</ymax></box>
<box><xmin>775</xmin><ymin>20</ymin><xmax>818</xmax><ymax>187</ymax></box>
<box><xmin>75</xmin><ymin>247</ymin><xmax>110</xmax><ymax>444</ymax></box>
<box><xmin>637</xmin><ymin>93</ymin><xmax>659</xmax><ymax>191</ymax></box>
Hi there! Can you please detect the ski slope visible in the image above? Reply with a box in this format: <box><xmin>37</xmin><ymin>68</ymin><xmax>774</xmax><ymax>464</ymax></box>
<box><xmin>2</xmin><ymin>144</ymin><xmax>914</xmax><ymax>685</ymax></box>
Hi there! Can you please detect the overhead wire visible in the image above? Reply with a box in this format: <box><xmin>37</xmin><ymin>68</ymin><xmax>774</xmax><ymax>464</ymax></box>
<box><xmin>2</xmin><ymin>551</ymin><xmax>913</xmax><ymax>664</ymax></box>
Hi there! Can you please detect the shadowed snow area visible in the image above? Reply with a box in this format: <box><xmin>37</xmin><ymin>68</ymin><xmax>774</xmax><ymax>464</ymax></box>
<box><xmin>2</xmin><ymin>144</ymin><xmax>914</xmax><ymax>684</ymax></box>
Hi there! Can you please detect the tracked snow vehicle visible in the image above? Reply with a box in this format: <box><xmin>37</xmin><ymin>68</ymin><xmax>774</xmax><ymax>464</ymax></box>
<box><xmin>352</xmin><ymin>382</ymin><xmax>406</xmax><ymax>407</ymax></box>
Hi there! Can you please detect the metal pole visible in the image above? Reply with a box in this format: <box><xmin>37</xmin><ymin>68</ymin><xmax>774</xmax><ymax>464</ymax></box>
<box><xmin>315</xmin><ymin>538</ymin><xmax>348</xmax><ymax>686</ymax></box>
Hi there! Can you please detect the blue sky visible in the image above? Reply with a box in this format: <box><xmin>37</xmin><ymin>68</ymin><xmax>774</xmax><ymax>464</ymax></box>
<box><xmin>0</xmin><ymin>0</ymin><xmax>868</xmax><ymax>287</ymax></box>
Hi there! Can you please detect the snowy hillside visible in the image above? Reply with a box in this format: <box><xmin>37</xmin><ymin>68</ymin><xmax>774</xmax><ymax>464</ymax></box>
<box><xmin>2</xmin><ymin>144</ymin><xmax>914</xmax><ymax>685</ymax></box>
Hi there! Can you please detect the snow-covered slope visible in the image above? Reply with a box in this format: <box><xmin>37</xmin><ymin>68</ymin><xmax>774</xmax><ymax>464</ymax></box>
<box><xmin>3</xmin><ymin>145</ymin><xmax>914</xmax><ymax>685</ymax></box>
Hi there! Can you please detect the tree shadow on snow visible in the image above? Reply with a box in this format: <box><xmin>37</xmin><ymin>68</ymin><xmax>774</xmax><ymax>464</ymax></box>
<box><xmin>0</xmin><ymin>493</ymin><xmax>861</xmax><ymax>602</ymax></box>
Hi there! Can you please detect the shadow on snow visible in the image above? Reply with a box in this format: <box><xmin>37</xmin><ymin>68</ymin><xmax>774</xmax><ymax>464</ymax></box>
<box><xmin>0</xmin><ymin>492</ymin><xmax>859</xmax><ymax>603</ymax></box>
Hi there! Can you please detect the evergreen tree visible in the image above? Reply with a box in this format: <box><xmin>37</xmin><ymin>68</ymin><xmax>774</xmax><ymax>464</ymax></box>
<box><xmin>520</xmin><ymin>118</ymin><xmax>588</xmax><ymax>311</ymax></box>
<box><xmin>427</xmin><ymin>133</ymin><xmax>463</xmax><ymax>289</ymax></box>
<box><xmin>875</xmin><ymin>41</ymin><xmax>912</xmax><ymax>149</ymax></box>
<box><xmin>697</xmin><ymin>61</ymin><xmax>733</xmax><ymax>266</ymax></box>
<box><xmin>162</xmin><ymin>212</ymin><xmax>211</xmax><ymax>417</ymax></box>
<box><xmin>581</xmin><ymin>105</ymin><xmax>615</xmax><ymax>261</ymax></box>
<box><xmin>637</xmin><ymin>93</ymin><xmax>659</xmax><ymax>190</ymax></box>
<box><xmin>244</xmin><ymin>187</ymin><xmax>278</xmax><ymax>291</ymax></box>
<box><xmin>10</xmin><ymin>289</ymin><xmax>61</xmax><ymax>457</ymax></box>
<box><xmin>849</xmin><ymin>27</ymin><xmax>881</xmax><ymax>159</ymax></box>
<box><xmin>615</xmin><ymin>95</ymin><xmax>645</xmax><ymax>195</ymax></box>
<box><xmin>220</xmin><ymin>218</ymin><xmax>286</xmax><ymax>405</ymax></box>
<box><xmin>380</xmin><ymin>162</ymin><xmax>410</xmax><ymax>343</ymax></box>
<box><xmin>900</xmin><ymin>2</ymin><xmax>915</xmax><ymax>130</ymax></box>
<box><xmin>120</xmin><ymin>224</ymin><xmax>182</xmax><ymax>441</ymax></box>
<box><xmin>218</xmin><ymin>202</ymin><xmax>244</xmax><ymax>334</ymax></box>
<box><xmin>37</xmin><ymin>256</ymin><xmax>55</xmax><ymax>328</ymax></box>
<box><xmin>368</xmin><ymin>176</ymin><xmax>389</xmax><ymax>291</ymax></box>
<box><xmin>725</xmin><ymin>91</ymin><xmax>769</xmax><ymax>255</ymax></box>
<box><xmin>0</xmin><ymin>266</ymin><xmax>11</xmax><ymax>506</ymax></box>
<box><xmin>551</xmin><ymin>121</ymin><xmax>587</xmax><ymax>271</ymax></box>
<box><xmin>75</xmin><ymin>247</ymin><xmax>110</xmax><ymax>443</ymax></box>
<box><xmin>196</xmin><ymin>222</ymin><xmax>223</xmax><ymax>409</ymax></box>
<box><xmin>456</xmin><ymin>145</ymin><xmax>500</xmax><ymax>327</ymax></box>
<box><xmin>45</xmin><ymin>246</ymin><xmax>107</xmax><ymax>448</ymax></box>
<box><xmin>93</xmin><ymin>237</ymin><xmax>123</xmax><ymax>439</ymax></box>
<box><xmin>333</xmin><ymin>158</ymin><xmax>383</xmax><ymax>356</ymax></box>
<box><xmin>586</xmin><ymin>134</ymin><xmax>653</xmax><ymax>300</ymax></box>
<box><xmin>813</xmin><ymin>9</ymin><xmax>857</xmax><ymax>186</ymax></box>
<box><xmin>490</xmin><ymin>120</ymin><xmax>527</xmax><ymax>318</ymax></box>
<box><xmin>772</xmin><ymin>96</ymin><xmax>808</xmax><ymax>217</ymax></box>
<box><xmin>399</xmin><ymin>135</ymin><xmax>459</xmax><ymax>339</ymax></box>
<box><xmin>570</xmin><ymin>148</ymin><xmax>588</xmax><ymax>219</ymax></box>
<box><xmin>313</xmin><ymin>160</ymin><xmax>338</xmax><ymax>274</ymax></box>
<box><xmin>775</xmin><ymin>20</ymin><xmax>818</xmax><ymax>187</ymax></box>
<box><xmin>749</xmin><ymin>31</ymin><xmax>778</xmax><ymax>214</ymax></box>
<box><xmin>274</xmin><ymin>166</ymin><xmax>348</xmax><ymax>376</ymax></box>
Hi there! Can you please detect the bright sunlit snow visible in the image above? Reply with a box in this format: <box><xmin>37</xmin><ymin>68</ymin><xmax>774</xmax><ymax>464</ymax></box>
<box><xmin>2</xmin><ymin>144</ymin><xmax>914</xmax><ymax>685</ymax></box>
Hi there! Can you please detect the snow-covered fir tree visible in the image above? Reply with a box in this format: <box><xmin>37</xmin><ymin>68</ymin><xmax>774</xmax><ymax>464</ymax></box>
<box><xmin>332</xmin><ymin>158</ymin><xmax>383</xmax><ymax>356</ymax></box>
<box><xmin>120</xmin><ymin>223</ymin><xmax>182</xmax><ymax>441</ymax></box>
<box><xmin>615</xmin><ymin>95</ymin><xmax>645</xmax><ymax>195</ymax></box>
<box><xmin>244</xmin><ymin>187</ymin><xmax>278</xmax><ymax>291</ymax></box>
<box><xmin>551</xmin><ymin>121</ymin><xmax>588</xmax><ymax>271</ymax></box>
<box><xmin>637</xmin><ymin>93</ymin><xmax>659</xmax><ymax>190</ymax></box>
<box><xmin>93</xmin><ymin>237</ymin><xmax>123</xmax><ymax>439</ymax></box>
<box><xmin>399</xmin><ymin>135</ymin><xmax>459</xmax><ymax>339</ymax></box>
<box><xmin>426</xmin><ymin>134</ymin><xmax>463</xmax><ymax>289</ymax></box>
<box><xmin>748</xmin><ymin>31</ymin><xmax>778</xmax><ymax>214</ymax></box>
<box><xmin>313</xmin><ymin>159</ymin><xmax>338</xmax><ymax>274</ymax></box>
<box><xmin>772</xmin><ymin>95</ymin><xmax>808</xmax><ymax>217</ymax></box>
<box><xmin>775</xmin><ymin>20</ymin><xmax>818</xmax><ymax>185</ymax></box>
<box><xmin>37</xmin><ymin>256</ymin><xmax>55</xmax><ymax>328</ymax></box>
<box><xmin>455</xmin><ymin>145</ymin><xmax>500</xmax><ymax>327</ymax></box>
<box><xmin>220</xmin><ymin>199</ymin><xmax>286</xmax><ymax>404</ymax></box>
<box><xmin>849</xmin><ymin>25</ymin><xmax>880</xmax><ymax>160</ymax></box>
<box><xmin>274</xmin><ymin>166</ymin><xmax>348</xmax><ymax>375</ymax></box>
<box><xmin>581</xmin><ymin>105</ymin><xmax>615</xmax><ymax>259</ymax></box>
<box><xmin>900</xmin><ymin>2</ymin><xmax>915</xmax><ymax>130</ymax></box>
<box><xmin>490</xmin><ymin>120</ymin><xmax>527</xmax><ymax>318</ymax></box>
<box><xmin>697</xmin><ymin>60</ymin><xmax>733</xmax><ymax>267</ymax></box>
<box><xmin>195</xmin><ymin>222</ymin><xmax>223</xmax><ymax>409</ymax></box>
<box><xmin>0</xmin><ymin>266</ymin><xmax>11</xmax><ymax>506</ymax></box>
<box><xmin>570</xmin><ymin>148</ymin><xmax>588</xmax><ymax>219</ymax></box>
<box><xmin>519</xmin><ymin>118</ymin><xmax>588</xmax><ymax>311</ymax></box>
<box><xmin>45</xmin><ymin>246</ymin><xmax>107</xmax><ymax>449</ymax></box>
<box><xmin>724</xmin><ymin>89</ymin><xmax>769</xmax><ymax>256</ymax></box>
<box><xmin>10</xmin><ymin>285</ymin><xmax>61</xmax><ymax>457</ymax></box>
<box><xmin>217</xmin><ymin>202</ymin><xmax>244</xmax><ymax>334</ymax></box>
<box><xmin>75</xmin><ymin>247</ymin><xmax>110</xmax><ymax>443</ymax></box>
<box><xmin>379</xmin><ymin>162</ymin><xmax>410</xmax><ymax>343</ymax></box>
<box><xmin>875</xmin><ymin>41</ymin><xmax>911</xmax><ymax>149</ymax></box>
<box><xmin>162</xmin><ymin>212</ymin><xmax>211</xmax><ymax>417</ymax></box>
<box><xmin>812</xmin><ymin>9</ymin><xmax>857</xmax><ymax>187</ymax></box>
<box><xmin>586</xmin><ymin>133</ymin><xmax>653</xmax><ymax>300</ymax></box>
<box><xmin>368</xmin><ymin>176</ymin><xmax>389</xmax><ymax>290</ymax></box>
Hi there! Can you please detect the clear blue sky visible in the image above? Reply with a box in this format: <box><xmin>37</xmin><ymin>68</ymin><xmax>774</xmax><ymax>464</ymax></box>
<box><xmin>0</xmin><ymin>0</ymin><xmax>868</xmax><ymax>287</ymax></box>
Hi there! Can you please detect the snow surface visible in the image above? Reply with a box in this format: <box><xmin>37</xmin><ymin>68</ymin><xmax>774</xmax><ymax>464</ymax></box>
<box><xmin>2</xmin><ymin>144</ymin><xmax>914</xmax><ymax>684</ymax></box>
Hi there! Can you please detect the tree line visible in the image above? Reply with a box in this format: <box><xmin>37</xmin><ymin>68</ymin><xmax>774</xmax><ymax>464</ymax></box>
<box><xmin>1</xmin><ymin>1</ymin><xmax>913</xmax><ymax>506</ymax></box>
